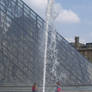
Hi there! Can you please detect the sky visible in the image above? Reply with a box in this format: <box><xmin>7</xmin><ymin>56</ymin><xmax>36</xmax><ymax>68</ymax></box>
<box><xmin>23</xmin><ymin>0</ymin><xmax>92</xmax><ymax>43</ymax></box>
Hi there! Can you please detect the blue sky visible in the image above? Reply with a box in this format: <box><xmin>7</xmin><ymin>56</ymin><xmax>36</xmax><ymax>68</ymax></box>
<box><xmin>24</xmin><ymin>0</ymin><xmax>92</xmax><ymax>43</ymax></box>
<box><xmin>55</xmin><ymin>0</ymin><xmax>92</xmax><ymax>43</ymax></box>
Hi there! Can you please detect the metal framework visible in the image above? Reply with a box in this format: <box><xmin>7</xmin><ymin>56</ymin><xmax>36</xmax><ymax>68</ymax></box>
<box><xmin>0</xmin><ymin>0</ymin><xmax>45</xmax><ymax>84</ymax></box>
<box><xmin>0</xmin><ymin>0</ymin><xmax>92</xmax><ymax>87</ymax></box>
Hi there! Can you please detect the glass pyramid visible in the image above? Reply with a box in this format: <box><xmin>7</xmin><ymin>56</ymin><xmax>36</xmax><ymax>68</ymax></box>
<box><xmin>0</xmin><ymin>0</ymin><xmax>92</xmax><ymax>87</ymax></box>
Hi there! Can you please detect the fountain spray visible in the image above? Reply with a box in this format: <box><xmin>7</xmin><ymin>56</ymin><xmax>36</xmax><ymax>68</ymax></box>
<box><xmin>42</xmin><ymin>0</ymin><xmax>54</xmax><ymax>92</ymax></box>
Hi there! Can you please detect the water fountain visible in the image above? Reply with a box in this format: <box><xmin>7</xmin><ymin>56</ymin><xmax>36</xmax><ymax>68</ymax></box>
<box><xmin>42</xmin><ymin>0</ymin><xmax>60</xmax><ymax>92</ymax></box>
<box><xmin>42</xmin><ymin>0</ymin><xmax>54</xmax><ymax>92</ymax></box>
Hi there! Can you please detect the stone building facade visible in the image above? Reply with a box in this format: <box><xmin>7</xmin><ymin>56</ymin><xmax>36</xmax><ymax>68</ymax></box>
<box><xmin>71</xmin><ymin>36</ymin><xmax>92</xmax><ymax>63</ymax></box>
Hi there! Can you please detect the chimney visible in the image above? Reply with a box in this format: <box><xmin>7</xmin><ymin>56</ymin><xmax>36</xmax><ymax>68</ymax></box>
<box><xmin>75</xmin><ymin>36</ymin><xmax>79</xmax><ymax>48</ymax></box>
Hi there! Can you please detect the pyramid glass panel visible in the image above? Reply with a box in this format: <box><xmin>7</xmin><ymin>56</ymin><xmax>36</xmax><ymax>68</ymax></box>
<box><xmin>0</xmin><ymin>0</ymin><xmax>92</xmax><ymax>88</ymax></box>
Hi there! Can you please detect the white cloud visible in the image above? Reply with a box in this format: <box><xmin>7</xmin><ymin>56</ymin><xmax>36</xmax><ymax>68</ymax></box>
<box><xmin>23</xmin><ymin>0</ymin><xmax>47</xmax><ymax>18</ymax></box>
<box><xmin>56</xmin><ymin>9</ymin><xmax>80</xmax><ymax>23</ymax></box>
<box><xmin>23</xmin><ymin>0</ymin><xmax>80</xmax><ymax>24</ymax></box>
<box><xmin>24</xmin><ymin>0</ymin><xmax>47</xmax><ymax>8</ymax></box>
